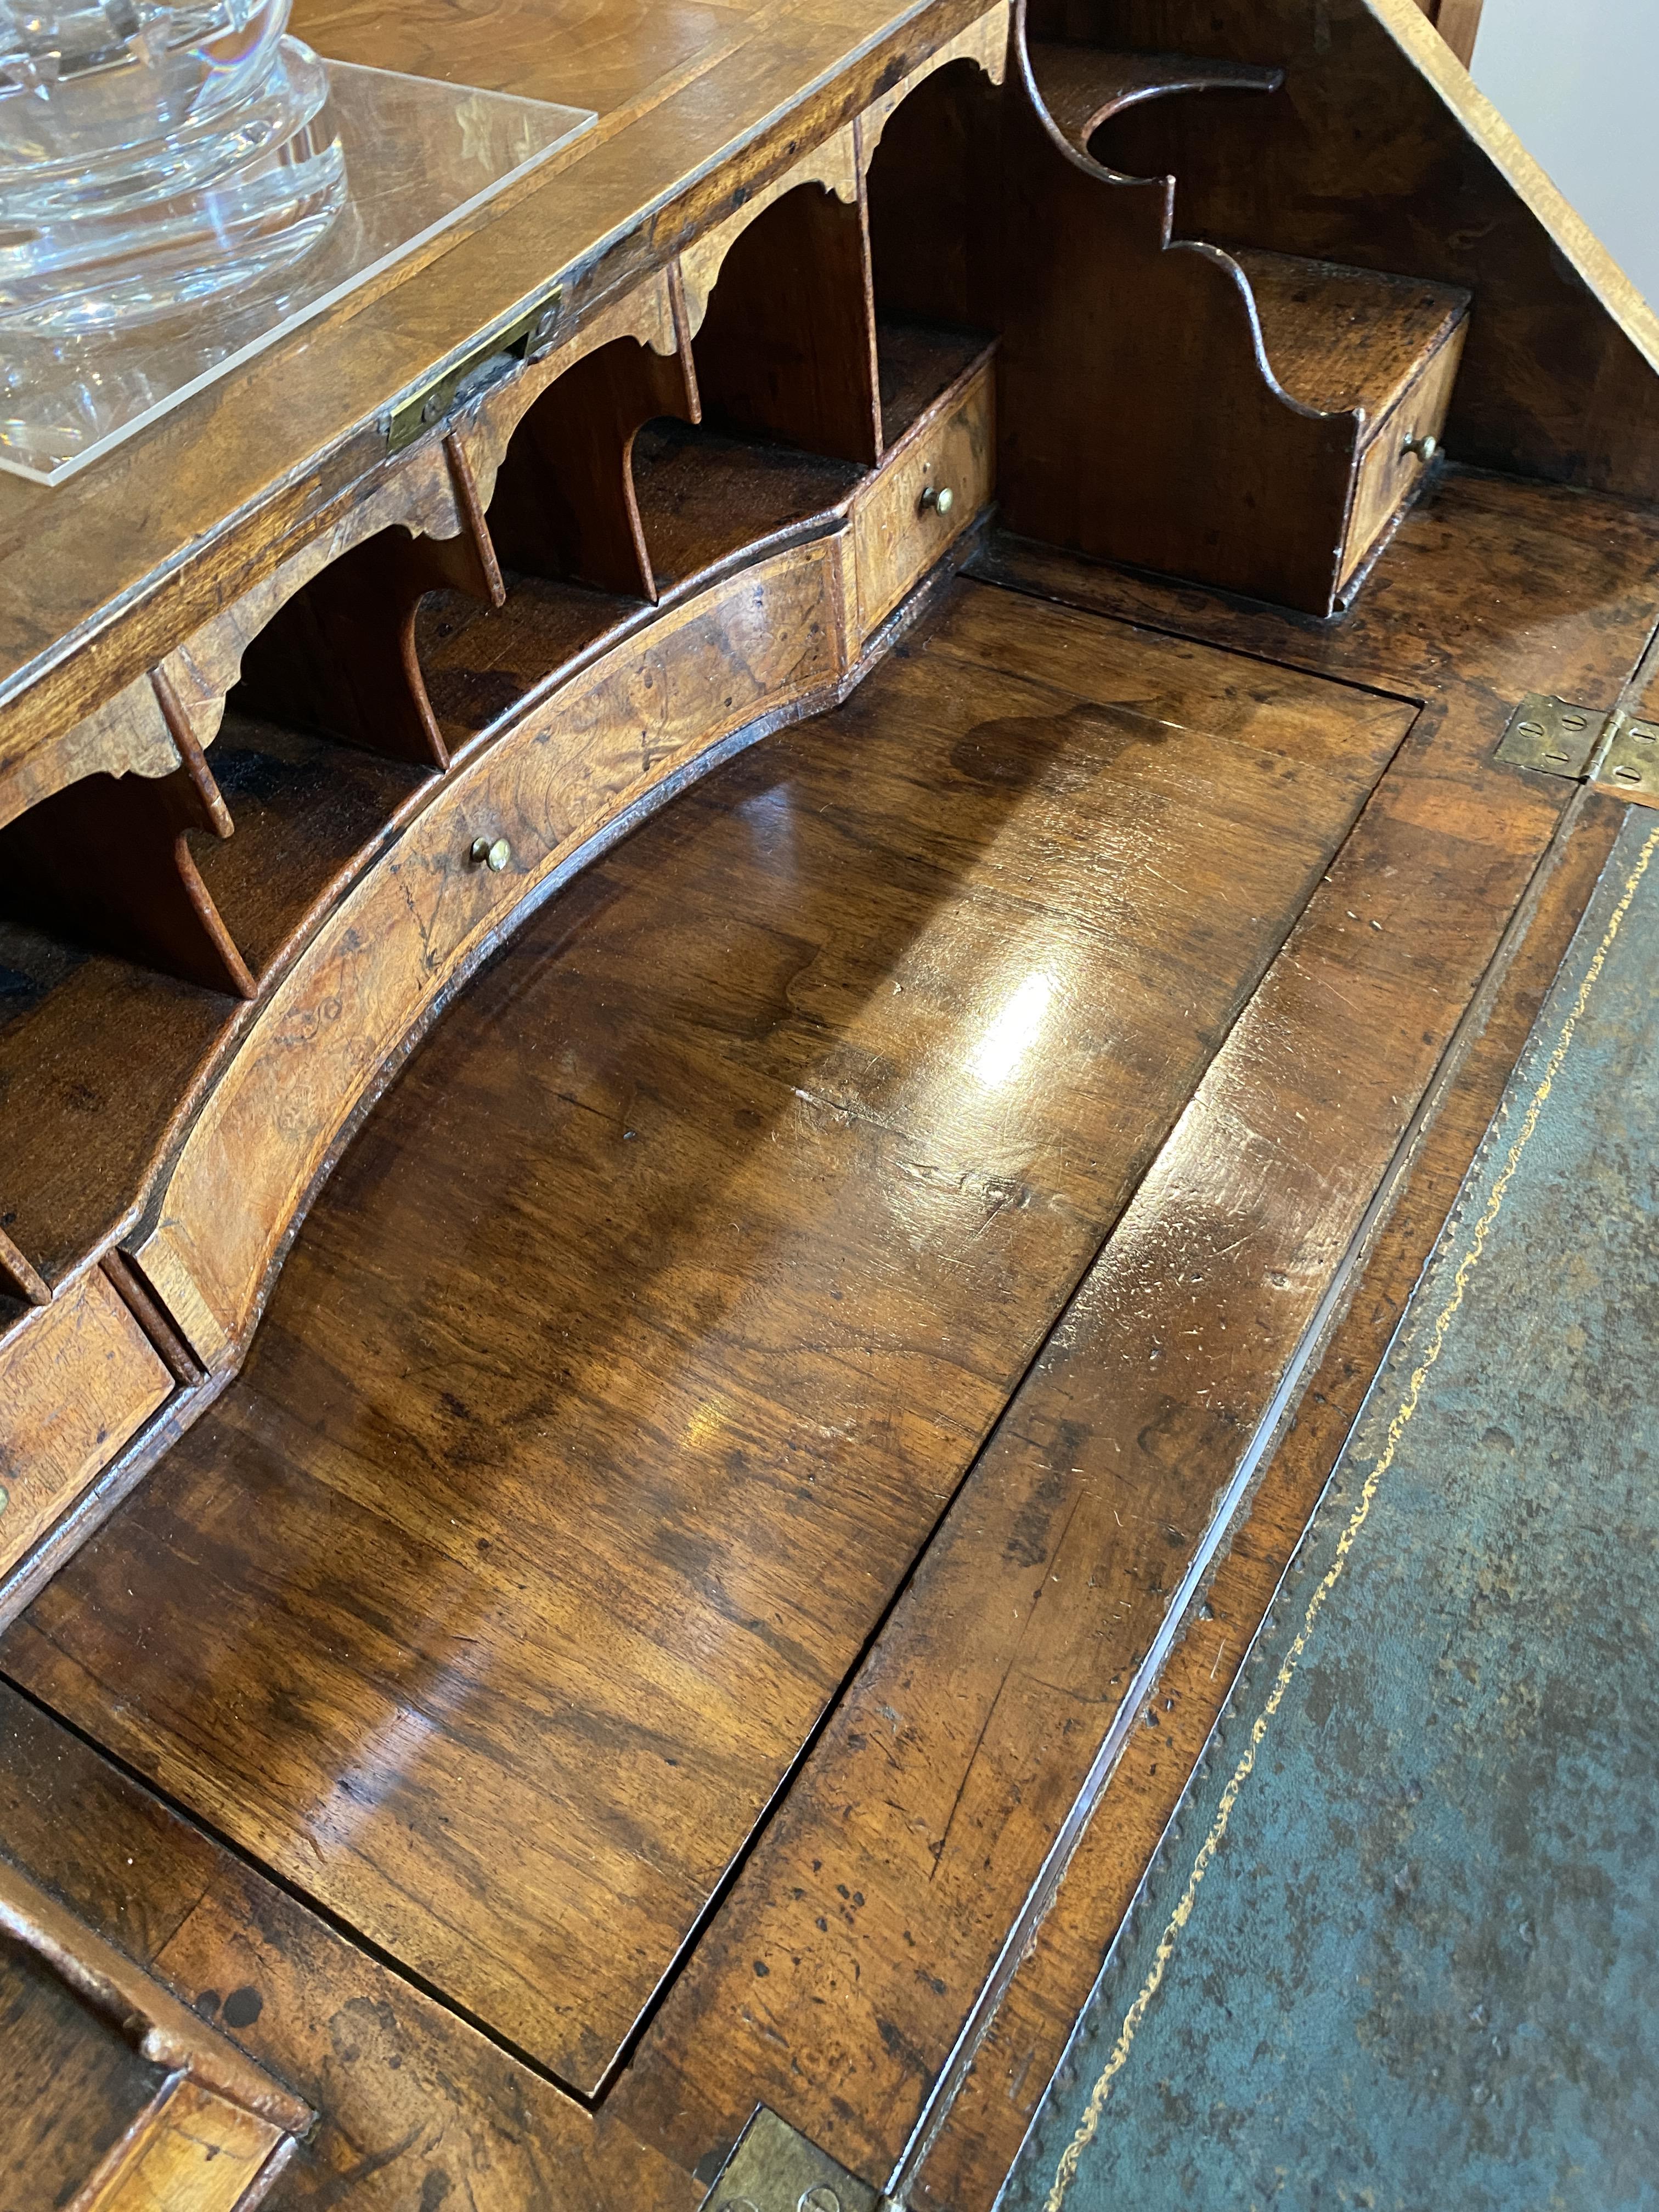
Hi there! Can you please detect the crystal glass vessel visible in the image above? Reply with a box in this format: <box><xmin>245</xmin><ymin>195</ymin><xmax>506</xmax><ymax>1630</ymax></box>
<box><xmin>0</xmin><ymin>0</ymin><xmax>345</xmax><ymax>332</ymax></box>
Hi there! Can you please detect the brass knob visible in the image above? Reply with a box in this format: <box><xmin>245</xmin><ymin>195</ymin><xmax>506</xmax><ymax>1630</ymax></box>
<box><xmin>470</xmin><ymin>836</ymin><xmax>511</xmax><ymax>872</ymax></box>
<box><xmin>920</xmin><ymin>483</ymin><xmax>955</xmax><ymax>518</ymax></box>
<box><xmin>1402</xmin><ymin>431</ymin><xmax>1440</xmax><ymax>464</ymax></box>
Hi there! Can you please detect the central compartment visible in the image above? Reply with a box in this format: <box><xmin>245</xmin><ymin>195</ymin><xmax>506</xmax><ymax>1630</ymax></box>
<box><xmin>1</xmin><ymin>583</ymin><xmax>1415</xmax><ymax>2092</ymax></box>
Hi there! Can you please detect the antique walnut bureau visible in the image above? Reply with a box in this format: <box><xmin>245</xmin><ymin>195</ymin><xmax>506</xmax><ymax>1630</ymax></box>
<box><xmin>2</xmin><ymin>0</ymin><xmax>1658</xmax><ymax>2204</ymax></box>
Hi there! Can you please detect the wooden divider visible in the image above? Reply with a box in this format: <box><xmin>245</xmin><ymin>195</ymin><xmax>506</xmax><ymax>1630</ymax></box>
<box><xmin>692</xmin><ymin>181</ymin><xmax>884</xmax><ymax>466</ymax></box>
<box><xmin>486</xmin><ymin>337</ymin><xmax>700</xmax><ymax>600</ymax></box>
<box><xmin>0</xmin><ymin>672</ymin><xmax>253</xmax><ymax>998</ymax></box>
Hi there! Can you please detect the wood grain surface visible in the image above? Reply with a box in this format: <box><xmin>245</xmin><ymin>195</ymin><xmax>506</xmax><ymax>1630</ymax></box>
<box><xmin>0</xmin><ymin>1845</ymin><xmax>306</xmax><ymax>2208</ymax></box>
<box><xmin>1063</xmin><ymin>0</ymin><xmax>1659</xmax><ymax>492</ymax></box>
<box><xmin>0</xmin><ymin>1943</ymin><xmax>166</xmax><ymax>2212</ymax></box>
<box><xmin>1235</xmin><ymin>249</ymin><xmax>1466</xmax><ymax>419</ymax></box>
<box><xmin>0</xmin><ymin>933</ymin><xmax>244</xmax><ymax>1291</ymax></box>
<box><xmin>0</xmin><ymin>1852</ymin><xmax>309</xmax><ymax>2134</ymax></box>
<box><xmin>1417</xmin><ymin>0</ymin><xmax>1485</xmax><ymax>67</ymax></box>
<box><xmin>0</xmin><ymin>672</ymin><xmax>180</xmax><ymax>837</ymax></box>
<box><xmin>482</xmin><ymin>332</ymin><xmax>699</xmax><ymax>601</ymax></box>
<box><xmin>0</xmin><ymin>1268</ymin><xmax>173</xmax><ymax>1576</ymax></box>
<box><xmin>4</xmin><ymin>579</ymin><xmax>1410</xmax><ymax>2094</ymax></box>
<box><xmin>1001</xmin><ymin>30</ymin><xmax>1365</xmax><ymax>614</ymax></box>
<box><xmin>0</xmin><ymin>1681</ymin><xmax>698</xmax><ymax>2212</ymax></box>
<box><xmin>679</xmin><ymin>126</ymin><xmax>861</xmax><ymax>338</ymax></box>
<box><xmin>1</xmin><ymin>2</ymin><xmax>1657</xmax><ymax>2202</ymax></box>
<box><xmin>691</xmin><ymin>173</ymin><xmax>883</xmax><ymax>468</ymax></box>
<box><xmin>0</xmin><ymin>1227</ymin><xmax>50</xmax><ymax>1310</ymax></box>
<box><xmin>0</xmin><ymin>491</ymin><xmax>1651</xmax><ymax>2204</ymax></box>
<box><xmin>5</xmin><ymin>466</ymin><xmax>1656</xmax><ymax>2204</ymax></box>
<box><xmin>75</xmin><ymin>2079</ymin><xmax>284</xmax><ymax>2212</ymax></box>
<box><xmin>3</xmin><ymin>0</ymin><xmax>1655</xmax><ymax>805</ymax></box>
<box><xmin>859</xmin><ymin>2</ymin><xmax>1009</xmax><ymax>164</ymax></box>
<box><xmin>1339</xmin><ymin>318</ymin><xmax>1467</xmax><ymax>586</ymax></box>
<box><xmin>851</xmin><ymin>351</ymin><xmax>993</xmax><ymax>634</ymax></box>
<box><xmin>1028</xmin><ymin>43</ymin><xmax>1280</xmax><ymax>155</ymax></box>
<box><xmin>0</xmin><ymin>0</ymin><xmax>1002</xmax><ymax>763</ymax></box>
<box><xmin>911</xmin><ymin>785</ymin><xmax>1630</xmax><ymax>2208</ymax></box>
<box><xmin>125</xmin><ymin>540</ymin><xmax>847</xmax><ymax>1374</ymax></box>
<box><xmin>596</xmin><ymin>469</ymin><xmax>1659</xmax><ymax>2191</ymax></box>
<box><xmin>0</xmin><ymin>338</ymin><xmax>1002</xmax><ymax>1601</ymax></box>
<box><xmin>0</xmin><ymin>733</ymin><xmax>256</xmax><ymax>1001</ymax></box>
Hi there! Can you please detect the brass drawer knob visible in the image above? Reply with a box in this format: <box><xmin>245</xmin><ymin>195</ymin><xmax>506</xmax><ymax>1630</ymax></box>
<box><xmin>470</xmin><ymin>835</ymin><xmax>512</xmax><ymax>872</ymax></box>
<box><xmin>920</xmin><ymin>482</ymin><xmax>955</xmax><ymax>518</ymax></box>
<box><xmin>1401</xmin><ymin>431</ymin><xmax>1439</xmax><ymax>464</ymax></box>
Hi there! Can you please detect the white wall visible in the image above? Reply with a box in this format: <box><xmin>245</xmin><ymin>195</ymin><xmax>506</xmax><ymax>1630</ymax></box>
<box><xmin>1472</xmin><ymin>0</ymin><xmax>1659</xmax><ymax>308</ymax></box>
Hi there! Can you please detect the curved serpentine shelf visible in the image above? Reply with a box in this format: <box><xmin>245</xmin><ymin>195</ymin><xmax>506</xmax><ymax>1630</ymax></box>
<box><xmin>1024</xmin><ymin>43</ymin><xmax>1283</xmax><ymax>161</ymax></box>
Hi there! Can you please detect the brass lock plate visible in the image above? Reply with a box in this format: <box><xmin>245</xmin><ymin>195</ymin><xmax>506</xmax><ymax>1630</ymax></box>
<box><xmin>384</xmin><ymin>280</ymin><xmax>564</xmax><ymax>452</ymax></box>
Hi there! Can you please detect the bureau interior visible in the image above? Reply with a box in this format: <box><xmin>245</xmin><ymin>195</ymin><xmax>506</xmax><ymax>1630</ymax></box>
<box><xmin>1</xmin><ymin>2</ymin><xmax>1657</xmax><ymax>2201</ymax></box>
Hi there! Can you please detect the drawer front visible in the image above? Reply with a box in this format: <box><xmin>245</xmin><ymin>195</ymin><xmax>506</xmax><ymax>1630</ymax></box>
<box><xmin>131</xmin><ymin>541</ymin><xmax>845</xmax><ymax>1367</ymax></box>
<box><xmin>854</xmin><ymin>359</ymin><xmax>994</xmax><ymax>636</ymax></box>
<box><xmin>1340</xmin><ymin>318</ymin><xmax>1468</xmax><ymax>587</ymax></box>
<box><xmin>0</xmin><ymin>1269</ymin><xmax>172</xmax><ymax>1576</ymax></box>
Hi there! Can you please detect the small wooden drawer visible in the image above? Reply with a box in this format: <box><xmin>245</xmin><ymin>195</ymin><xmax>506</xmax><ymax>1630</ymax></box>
<box><xmin>1339</xmin><ymin>314</ymin><xmax>1468</xmax><ymax>590</ymax></box>
<box><xmin>853</xmin><ymin>354</ymin><xmax>994</xmax><ymax>636</ymax></box>
<box><xmin>0</xmin><ymin>1268</ymin><xmax>172</xmax><ymax>1578</ymax></box>
<box><xmin>131</xmin><ymin>542</ymin><xmax>845</xmax><ymax>1369</ymax></box>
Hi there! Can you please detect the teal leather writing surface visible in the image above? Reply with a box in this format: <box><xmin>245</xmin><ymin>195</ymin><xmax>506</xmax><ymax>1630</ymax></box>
<box><xmin>1007</xmin><ymin>809</ymin><xmax>1659</xmax><ymax>2212</ymax></box>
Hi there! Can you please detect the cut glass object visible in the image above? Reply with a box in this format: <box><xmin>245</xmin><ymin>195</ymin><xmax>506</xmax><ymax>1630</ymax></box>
<box><xmin>0</xmin><ymin>8</ymin><xmax>594</xmax><ymax>484</ymax></box>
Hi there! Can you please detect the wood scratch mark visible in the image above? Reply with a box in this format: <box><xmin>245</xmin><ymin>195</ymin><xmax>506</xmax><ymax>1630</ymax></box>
<box><xmin>930</xmin><ymin>1486</ymin><xmax>1091</xmax><ymax>1879</ymax></box>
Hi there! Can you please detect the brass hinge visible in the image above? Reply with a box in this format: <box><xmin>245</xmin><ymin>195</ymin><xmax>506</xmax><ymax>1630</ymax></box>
<box><xmin>383</xmin><ymin>279</ymin><xmax>565</xmax><ymax>453</ymax></box>
<box><xmin>703</xmin><ymin>2108</ymin><xmax>898</xmax><ymax>2212</ymax></box>
<box><xmin>1496</xmin><ymin>692</ymin><xmax>1659</xmax><ymax>802</ymax></box>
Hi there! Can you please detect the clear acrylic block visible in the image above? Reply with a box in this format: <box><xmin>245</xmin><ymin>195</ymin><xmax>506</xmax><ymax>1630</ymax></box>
<box><xmin>0</xmin><ymin>29</ymin><xmax>594</xmax><ymax>485</ymax></box>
